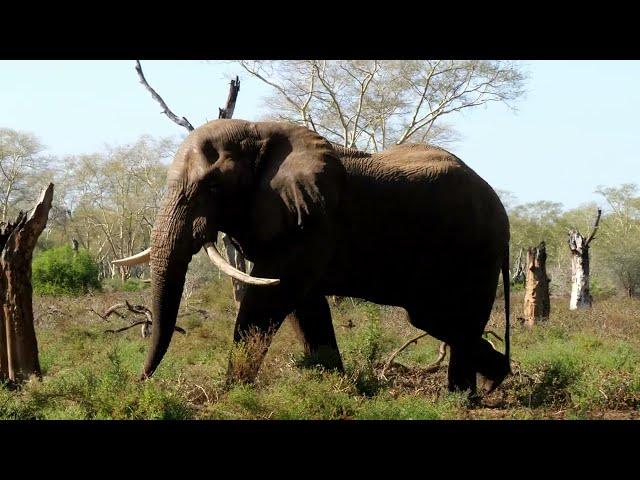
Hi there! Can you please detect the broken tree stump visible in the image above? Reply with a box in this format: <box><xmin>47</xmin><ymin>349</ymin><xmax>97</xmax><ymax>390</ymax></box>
<box><xmin>0</xmin><ymin>183</ymin><xmax>54</xmax><ymax>384</ymax></box>
<box><xmin>568</xmin><ymin>209</ymin><xmax>601</xmax><ymax>310</ymax></box>
<box><xmin>523</xmin><ymin>241</ymin><xmax>551</xmax><ymax>326</ymax></box>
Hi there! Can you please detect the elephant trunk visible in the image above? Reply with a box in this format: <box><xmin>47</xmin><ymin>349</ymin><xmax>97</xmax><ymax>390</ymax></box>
<box><xmin>142</xmin><ymin>190</ymin><xmax>195</xmax><ymax>379</ymax></box>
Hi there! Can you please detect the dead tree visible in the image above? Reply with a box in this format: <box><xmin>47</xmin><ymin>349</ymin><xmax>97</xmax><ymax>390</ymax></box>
<box><xmin>523</xmin><ymin>241</ymin><xmax>550</xmax><ymax>326</ymax></box>
<box><xmin>135</xmin><ymin>61</ymin><xmax>248</xmax><ymax>309</ymax></box>
<box><xmin>216</xmin><ymin>77</ymin><xmax>250</xmax><ymax>308</ymax></box>
<box><xmin>568</xmin><ymin>209</ymin><xmax>602</xmax><ymax>310</ymax></box>
<box><xmin>0</xmin><ymin>183</ymin><xmax>54</xmax><ymax>384</ymax></box>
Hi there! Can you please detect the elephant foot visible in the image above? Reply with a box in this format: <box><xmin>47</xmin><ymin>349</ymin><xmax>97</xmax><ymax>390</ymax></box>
<box><xmin>448</xmin><ymin>338</ymin><xmax>511</xmax><ymax>397</ymax></box>
<box><xmin>473</xmin><ymin>338</ymin><xmax>511</xmax><ymax>394</ymax></box>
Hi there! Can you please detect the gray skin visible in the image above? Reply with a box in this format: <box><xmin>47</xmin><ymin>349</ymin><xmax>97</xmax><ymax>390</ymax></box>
<box><xmin>145</xmin><ymin>118</ymin><xmax>511</xmax><ymax>394</ymax></box>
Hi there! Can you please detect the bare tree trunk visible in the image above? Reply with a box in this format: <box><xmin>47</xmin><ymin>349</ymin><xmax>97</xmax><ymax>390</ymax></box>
<box><xmin>221</xmin><ymin>234</ymin><xmax>250</xmax><ymax>309</ymax></box>
<box><xmin>523</xmin><ymin>242</ymin><xmax>550</xmax><ymax>326</ymax></box>
<box><xmin>569</xmin><ymin>235</ymin><xmax>592</xmax><ymax>309</ymax></box>
<box><xmin>216</xmin><ymin>77</ymin><xmax>249</xmax><ymax>310</ymax></box>
<box><xmin>0</xmin><ymin>183</ymin><xmax>53</xmax><ymax>384</ymax></box>
<box><xmin>134</xmin><ymin>62</ymin><xmax>248</xmax><ymax>309</ymax></box>
<box><xmin>568</xmin><ymin>209</ymin><xmax>601</xmax><ymax>310</ymax></box>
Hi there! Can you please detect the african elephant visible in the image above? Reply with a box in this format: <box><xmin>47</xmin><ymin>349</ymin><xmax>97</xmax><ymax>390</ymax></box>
<box><xmin>115</xmin><ymin>119</ymin><xmax>511</xmax><ymax>394</ymax></box>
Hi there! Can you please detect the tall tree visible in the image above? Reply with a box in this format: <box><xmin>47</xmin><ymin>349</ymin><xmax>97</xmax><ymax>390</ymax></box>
<box><xmin>54</xmin><ymin>137</ymin><xmax>173</xmax><ymax>280</ymax></box>
<box><xmin>0</xmin><ymin>128</ymin><xmax>49</xmax><ymax>222</ymax></box>
<box><xmin>595</xmin><ymin>184</ymin><xmax>640</xmax><ymax>296</ymax></box>
<box><xmin>239</xmin><ymin>60</ymin><xmax>527</xmax><ymax>150</ymax></box>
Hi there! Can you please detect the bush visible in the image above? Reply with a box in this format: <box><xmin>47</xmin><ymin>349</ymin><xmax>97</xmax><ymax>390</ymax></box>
<box><xmin>590</xmin><ymin>277</ymin><xmax>617</xmax><ymax>299</ymax></box>
<box><xmin>103</xmin><ymin>277</ymin><xmax>149</xmax><ymax>292</ymax></box>
<box><xmin>32</xmin><ymin>246</ymin><xmax>101</xmax><ymax>295</ymax></box>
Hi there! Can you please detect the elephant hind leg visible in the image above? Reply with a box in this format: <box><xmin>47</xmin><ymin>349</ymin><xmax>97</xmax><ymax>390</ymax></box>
<box><xmin>288</xmin><ymin>294</ymin><xmax>344</xmax><ymax>372</ymax></box>
<box><xmin>447</xmin><ymin>342</ymin><xmax>478</xmax><ymax>394</ymax></box>
<box><xmin>405</xmin><ymin>309</ymin><xmax>477</xmax><ymax>394</ymax></box>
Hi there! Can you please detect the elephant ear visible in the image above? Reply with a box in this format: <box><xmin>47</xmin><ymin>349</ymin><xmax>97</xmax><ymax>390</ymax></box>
<box><xmin>250</xmin><ymin>123</ymin><xmax>344</xmax><ymax>242</ymax></box>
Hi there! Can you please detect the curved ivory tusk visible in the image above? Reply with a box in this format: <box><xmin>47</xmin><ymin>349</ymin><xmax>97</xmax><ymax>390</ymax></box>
<box><xmin>204</xmin><ymin>242</ymin><xmax>280</xmax><ymax>286</ymax></box>
<box><xmin>112</xmin><ymin>248</ymin><xmax>151</xmax><ymax>266</ymax></box>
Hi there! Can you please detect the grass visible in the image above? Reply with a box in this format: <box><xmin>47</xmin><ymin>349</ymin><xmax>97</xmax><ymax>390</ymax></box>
<box><xmin>2</xmin><ymin>279</ymin><xmax>639</xmax><ymax>419</ymax></box>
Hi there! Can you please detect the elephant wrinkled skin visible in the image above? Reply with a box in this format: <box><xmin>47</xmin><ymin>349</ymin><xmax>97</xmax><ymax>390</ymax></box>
<box><xmin>135</xmin><ymin>119</ymin><xmax>511</xmax><ymax>394</ymax></box>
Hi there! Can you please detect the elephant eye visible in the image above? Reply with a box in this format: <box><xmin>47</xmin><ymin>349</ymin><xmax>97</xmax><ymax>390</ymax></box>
<box><xmin>202</xmin><ymin>140</ymin><xmax>219</xmax><ymax>163</ymax></box>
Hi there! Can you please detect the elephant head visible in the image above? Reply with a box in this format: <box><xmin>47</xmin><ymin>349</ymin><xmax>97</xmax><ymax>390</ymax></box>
<box><xmin>114</xmin><ymin>119</ymin><xmax>343</xmax><ymax>379</ymax></box>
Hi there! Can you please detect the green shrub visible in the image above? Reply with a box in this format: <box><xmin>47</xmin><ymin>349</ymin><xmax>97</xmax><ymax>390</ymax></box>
<box><xmin>590</xmin><ymin>278</ymin><xmax>617</xmax><ymax>299</ymax></box>
<box><xmin>32</xmin><ymin>246</ymin><xmax>101</xmax><ymax>296</ymax></box>
<box><xmin>103</xmin><ymin>277</ymin><xmax>149</xmax><ymax>292</ymax></box>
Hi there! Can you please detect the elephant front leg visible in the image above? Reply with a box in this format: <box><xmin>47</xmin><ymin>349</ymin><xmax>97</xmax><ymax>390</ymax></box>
<box><xmin>288</xmin><ymin>294</ymin><xmax>344</xmax><ymax>372</ymax></box>
<box><xmin>227</xmin><ymin>285</ymin><xmax>290</xmax><ymax>385</ymax></box>
<box><xmin>226</xmin><ymin>226</ymin><xmax>335</xmax><ymax>385</ymax></box>
<box><xmin>226</xmin><ymin>260</ymin><xmax>325</xmax><ymax>385</ymax></box>
<box><xmin>447</xmin><ymin>342</ymin><xmax>478</xmax><ymax>395</ymax></box>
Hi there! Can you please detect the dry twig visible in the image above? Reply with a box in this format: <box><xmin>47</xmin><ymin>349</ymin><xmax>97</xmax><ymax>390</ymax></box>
<box><xmin>92</xmin><ymin>301</ymin><xmax>186</xmax><ymax>338</ymax></box>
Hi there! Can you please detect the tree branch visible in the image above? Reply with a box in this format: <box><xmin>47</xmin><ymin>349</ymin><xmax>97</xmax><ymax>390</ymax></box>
<box><xmin>312</xmin><ymin>61</ymin><xmax>349</xmax><ymax>146</ymax></box>
<box><xmin>238</xmin><ymin>61</ymin><xmax>304</xmax><ymax>114</ymax></box>
<box><xmin>350</xmin><ymin>61</ymin><xmax>378</xmax><ymax>147</ymax></box>
<box><xmin>94</xmin><ymin>301</ymin><xmax>186</xmax><ymax>337</ymax></box>
<box><xmin>585</xmin><ymin>208</ymin><xmax>603</xmax><ymax>246</ymax></box>
<box><xmin>135</xmin><ymin>60</ymin><xmax>194</xmax><ymax>132</ymax></box>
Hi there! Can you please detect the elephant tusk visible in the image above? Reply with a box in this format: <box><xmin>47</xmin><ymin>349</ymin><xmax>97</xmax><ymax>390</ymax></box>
<box><xmin>204</xmin><ymin>242</ymin><xmax>280</xmax><ymax>286</ymax></box>
<box><xmin>112</xmin><ymin>248</ymin><xmax>151</xmax><ymax>266</ymax></box>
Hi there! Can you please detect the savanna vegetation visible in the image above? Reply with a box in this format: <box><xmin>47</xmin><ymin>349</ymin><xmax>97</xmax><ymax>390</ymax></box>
<box><xmin>2</xmin><ymin>268</ymin><xmax>639</xmax><ymax>420</ymax></box>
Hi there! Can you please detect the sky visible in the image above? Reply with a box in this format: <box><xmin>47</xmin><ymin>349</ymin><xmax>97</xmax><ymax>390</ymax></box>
<box><xmin>1</xmin><ymin>60</ymin><xmax>639</xmax><ymax>210</ymax></box>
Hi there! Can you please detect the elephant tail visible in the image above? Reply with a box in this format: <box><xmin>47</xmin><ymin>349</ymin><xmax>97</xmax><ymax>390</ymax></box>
<box><xmin>501</xmin><ymin>246</ymin><xmax>511</xmax><ymax>372</ymax></box>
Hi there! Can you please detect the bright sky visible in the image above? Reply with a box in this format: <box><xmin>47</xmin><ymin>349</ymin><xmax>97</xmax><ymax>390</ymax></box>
<box><xmin>1</xmin><ymin>60</ymin><xmax>638</xmax><ymax>210</ymax></box>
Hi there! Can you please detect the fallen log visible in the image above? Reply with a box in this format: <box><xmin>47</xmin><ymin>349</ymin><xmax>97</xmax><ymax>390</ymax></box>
<box><xmin>91</xmin><ymin>300</ymin><xmax>186</xmax><ymax>338</ymax></box>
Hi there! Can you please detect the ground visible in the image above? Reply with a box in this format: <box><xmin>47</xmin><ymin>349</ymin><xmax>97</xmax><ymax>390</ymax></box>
<box><xmin>1</xmin><ymin>278</ymin><xmax>639</xmax><ymax>420</ymax></box>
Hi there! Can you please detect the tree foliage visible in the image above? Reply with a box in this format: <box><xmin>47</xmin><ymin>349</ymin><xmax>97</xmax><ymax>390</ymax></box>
<box><xmin>239</xmin><ymin>60</ymin><xmax>527</xmax><ymax>151</ymax></box>
<box><xmin>0</xmin><ymin>128</ymin><xmax>51</xmax><ymax>222</ymax></box>
<box><xmin>504</xmin><ymin>186</ymin><xmax>640</xmax><ymax>297</ymax></box>
<box><xmin>595</xmin><ymin>184</ymin><xmax>640</xmax><ymax>296</ymax></box>
<box><xmin>48</xmin><ymin>135</ymin><xmax>175</xmax><ymax>279</ymax></box>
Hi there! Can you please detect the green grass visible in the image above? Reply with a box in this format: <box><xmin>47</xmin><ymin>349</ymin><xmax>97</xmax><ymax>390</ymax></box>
<box><xmin>2</xmin><ymin>280</ymin><xmax>639</xmax><ymax>419</ymax></box>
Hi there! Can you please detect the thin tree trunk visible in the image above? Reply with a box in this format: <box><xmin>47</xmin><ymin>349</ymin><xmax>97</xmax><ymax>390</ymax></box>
<box><xmin>0</xmin><ymin>183</ymin><xmax>54</xmax><ymax>384</ymax></box>
<box><xmin>568</xmin><ymin>209</ymin><xmax>601</xmax><ymax>310</ymax></box>
<box><xmin>523</xmin><ymin>241</ymin><xmax>550</xmax><ymax>326</ymax></box>
<box><xmin>217</xmin><ymin>77</ymin><xmax>248</xmax><ymax>310</ymax></box>
<box><xmin>221</xmin><ymin>234</ymin><xmax>250</xmax><ymax>310</ymax></box>
<box><xmin>133</xmin><ymin>62</ymin><xmax>247</xmax><ymax>309</ymax></box>
<box><xmin>568</xmin><ymin>232</ymin><xmax>592</xmax><ymax>310</ymax></box>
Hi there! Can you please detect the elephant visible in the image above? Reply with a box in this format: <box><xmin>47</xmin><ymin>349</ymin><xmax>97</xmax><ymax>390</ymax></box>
<box><xmin>114</xmin><ymin>119</ymin><xmax>511</xmax><ymax>394</ymax></box>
